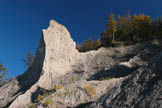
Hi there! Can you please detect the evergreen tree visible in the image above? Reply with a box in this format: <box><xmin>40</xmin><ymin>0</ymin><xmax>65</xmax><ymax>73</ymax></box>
<box><xmin>86</xmin><ymin>38</ymin><xmax>94</xmax><ymax>50</ymax></box>
<box><xmin>152</xmin><ymin>16</ymin><xmax>162</xmax><ymax>39</ymax></box>
<box><xmin>82</xmin><ymin>38</ymin><xmax>94</xmax><ymax>52</ymax></box>
<box><xmin>77</xmin><ymin>38</ymin><xmax>95</xmax><ymax>52</ymax></box>
<box><xmin>93</xmin><ymin>39</ymin><xmax>101</xmax><ymax>50</ymax></box>
<box><xmin>0</xmin><ymin>62</ymin><xmax>7</xmax><ymax>86</ymax></box>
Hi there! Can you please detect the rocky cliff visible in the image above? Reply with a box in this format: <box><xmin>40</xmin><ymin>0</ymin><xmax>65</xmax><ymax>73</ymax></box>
<box><xmin>86</xmin><ymin>47</ymin><xmax>162</xmax><ymax>108</ymax></box>
<box><xmin>0</xmin><ymin>20</ymin><xmax>162</xmax><ymax>108</ymax></box>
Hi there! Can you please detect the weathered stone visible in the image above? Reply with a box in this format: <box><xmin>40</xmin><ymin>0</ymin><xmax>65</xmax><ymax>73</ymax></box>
<box><xmin>1</xmin><ymin>20</ymin><xmax>162</xmax><ymax>108</ymax></box>
<box><xmin>8</xmin><ymin>20</ymin><xmax>79</xmax><ymax>108</ymax></box>
<box><xmin>86</xmin><ymin>48</ymin><xmax>162</xmax><ymax>108</ymax></box>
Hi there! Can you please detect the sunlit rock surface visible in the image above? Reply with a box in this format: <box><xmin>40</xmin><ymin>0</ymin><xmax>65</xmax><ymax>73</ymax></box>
<box><xmin>0</xmin><ymin>20</ymin><xmax>162</xmax><ymax>108</ymax></box>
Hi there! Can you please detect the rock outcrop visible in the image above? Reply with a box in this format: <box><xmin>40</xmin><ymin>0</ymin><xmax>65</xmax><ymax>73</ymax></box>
<box><xmin>8</xmin><ymin>20</ymin><xmax>80</xmax><ymax>108</ymax></box>
<box><xmin>86</xmin><ymin>48</ymin><xmax>162</xmax><ymax>108</ymax></box>
<box><xmin>0</xmin><ymin>20</ymin><xmax>162</xmax><ymax>108</ymax></box>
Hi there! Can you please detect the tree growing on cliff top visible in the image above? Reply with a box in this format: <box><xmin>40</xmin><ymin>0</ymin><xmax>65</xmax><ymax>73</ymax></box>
<box><xmin>107</xmin><ymin>13</ymin><xmax>117</xmax><ymax>42</ymax></box>
<box><xmin>101</xmin><ymin>13</ymin><xmax>117</xmax><ymax>46</ymax></box>
<box><xmin>116</xmin><ymin>13</ymin><xmax>132</xmax><ymax>41</ymax></box>
<box><xmin>132</xmin><ymin>14</ymin><xmax>152</xmax><ymax>41</ymax></box>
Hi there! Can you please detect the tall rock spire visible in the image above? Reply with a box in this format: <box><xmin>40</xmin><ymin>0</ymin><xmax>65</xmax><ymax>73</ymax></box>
<box><xmin>38</xmin><ymin>20</ymin><xmax>78</xmax><ymax>89</ymax></box>
<box><xmin>9</xmin><ymin>20</ymin><xmax>79</xmax><ymax>108</ymax></box>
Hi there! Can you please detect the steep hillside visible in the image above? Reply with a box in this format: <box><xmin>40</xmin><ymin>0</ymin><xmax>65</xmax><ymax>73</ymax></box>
<box><xmin>0</xmin><ymin>20</ymin><xmax>162</xmax><ymax>108</ymax></box>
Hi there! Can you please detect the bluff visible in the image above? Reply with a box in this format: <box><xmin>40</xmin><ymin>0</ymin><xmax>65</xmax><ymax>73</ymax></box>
<box><xmin>0</xmin><ymin>20</ymin><xmax>162</xmax><ymax>108</ymax></box>
<box><xmin>0</xmin><ymin>20</ymin><xmax>122</xmax><ymax>108</ymax></box>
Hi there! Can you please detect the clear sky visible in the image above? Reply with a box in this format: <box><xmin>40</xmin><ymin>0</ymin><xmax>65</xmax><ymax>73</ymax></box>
<box><xmin>0</xmin><ymin>0</ymin><xmax>162</xmax><ymax>77</ymax></box>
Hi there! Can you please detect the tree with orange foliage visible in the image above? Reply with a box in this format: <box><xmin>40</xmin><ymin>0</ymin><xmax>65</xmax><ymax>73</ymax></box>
<box><xmin>107</xmin><ymin>13</ymin><xmax>117</xmax><ymax>42</ymax></box>
<box><xmin>116</xmin><ymin>13</ymin><xmax>132</xmax><ymax>41</ymax></box>
<box><xmin>132</xmin><ymin>14</ymin><xmax>152</xmax><ymax>41</ymax></box>
<box><xmin>101</xmin><ymin>13</ymin><xmax>117</xmax><ymax>46</ymax></box>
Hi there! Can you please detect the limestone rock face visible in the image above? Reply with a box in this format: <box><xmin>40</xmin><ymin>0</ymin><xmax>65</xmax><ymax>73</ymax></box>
<box><xmin>1</xmin><ymin>20</ymin><xmax>162</xmax><ymax>108</ymax></box>
<box><xmin>37</xmin><ymin>78</ymin><xmax>124</xmax><ymax>108</ymax></box>
<box><xmin>0</xmin><ymin>80</ymin><xmax>20</xmax><ymax>108</ymax></box>
<box><xmin>8</xmin><ymin>20</ymin><xmax>79</xmax><ymax>108</ymax></box>
<box><xmin>38</xmin><ymin>20</ymin><xmax>79</xmax><ymax>89</ymax></box>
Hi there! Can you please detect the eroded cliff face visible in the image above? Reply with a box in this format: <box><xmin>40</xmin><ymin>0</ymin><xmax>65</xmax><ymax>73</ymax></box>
<box><xmin>8</xmin><ymin>20</ymin><xmax>80</xmax><ymax>108</ymax></box>
<box><xmin>1</xmin><ymin>20</ymin><xmax>162</xmax><ymax>108</ymax></box>
<box><xmin>38</xmin><ymin>20</ymin><xmax>79</xmax><ymax>89</ymax></box>
<box><xmin>86</xmin><ymin>50</ymin><xmax>162</xmax><ymax>108</ymax></box>
<box><xmin>0</xmin><ymin>20</ymin><xmax>124</xmax><ymax>108</ymax></box>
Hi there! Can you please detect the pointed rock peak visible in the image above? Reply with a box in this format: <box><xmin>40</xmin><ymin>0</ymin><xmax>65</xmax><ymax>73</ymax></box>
<box><xmin>42</xmin><ymin>19</ymin><xmax>77</xmax><ymax>50</ymax></box>
<box><xmin>46</xmin><ymin>19</ymin><xmax>68</xmax><ymax>35</ymax></box>
<box><xmin>37</xmin><ymin>19</ymin><xmax>79</xmax><ymax>89</ymax></box>
<box><xmin>49</xmin><ymin>20</ymin><xmax>60</xmax><ymax>27</ymax></box>
<box><xmin>6</xmin><ymin>20</ymin><xmax>81</xmax><ymax>108</ymax></box>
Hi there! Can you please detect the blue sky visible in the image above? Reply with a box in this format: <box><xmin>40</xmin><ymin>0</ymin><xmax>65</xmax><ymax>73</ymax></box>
<box><xmin>0</xmin><ymin>0</ymin><xmax>162</xmax><ymax>77</ymax></box>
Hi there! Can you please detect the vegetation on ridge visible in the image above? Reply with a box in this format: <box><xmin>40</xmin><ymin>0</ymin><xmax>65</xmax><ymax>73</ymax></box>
<box><xmin>77</xmin><ymin>13</ymin><xmax>162</xmax><ymax>52</ymax></box>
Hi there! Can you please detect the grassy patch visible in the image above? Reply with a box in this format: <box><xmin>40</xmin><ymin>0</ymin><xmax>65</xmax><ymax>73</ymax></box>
<box><xmin>42</xmin><ymin>99</ymin><xmax>54</xmax><ymax>107</ymax></box>
<box><xmin>64</xmin><ymin>89</ymin><xmax>70</xmax><ymax>96</ymax></box>
<box><xmin>84</xmin><ymin>85</ymin><xmax>96</xmax><ymax>96</ymax></box>
<box><xmin>54</xmin><ymin>85</ymin><xmax>63</xmax><ymax>91</ymax></box>
<box><xmin>71</xmin><ymin>77</ymin><xmax>76</xmax><ymax>83</ymax></box>
<box><xmin>34</xmin><ymin>88</ymin><xmax>54</xmax><ymax>103</ymax></box>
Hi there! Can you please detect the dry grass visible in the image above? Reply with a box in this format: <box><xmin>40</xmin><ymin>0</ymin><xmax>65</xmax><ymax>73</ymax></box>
<box><xmin>84</xmin><ymin>85</ymin><xmax>96</xmax><ymax>96</ymax></box>
<box><xmin>28</xmin><ymin>103</ymin><xmax>35</xmax><ymax>108</ymax></box>
<box><xmin>42</xmin><ymin>99</ymin><xmax>54</xmax><ymax>107</ymax></box>
<box><xmin>54</xmin><ymin>85</ymin><xmax>63</xmax><ymax>91</ymax></box>
<box><xmin>64</xmin><ymin>89</ymin><xmax>70</xmax><ymax>96</ymax></box>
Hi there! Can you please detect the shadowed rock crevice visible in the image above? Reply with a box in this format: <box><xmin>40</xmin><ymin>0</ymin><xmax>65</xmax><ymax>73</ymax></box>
<box><xmin>73</xmin><ymin>102</ymin><xmax>93</xmax><ymax>108</ymax></box>
<box><xmin>88</xmin><ymin>43</ymin><xmax>162</xmax><ymax>81</ymax></box>
<box><xmin>89</xmin><ymin>64</ymin><xmax>139</xmax><ymax>80</ymax></box>
<box><xmin>17</xmin><ymin>35</ymin><xmax>46</xmax><ymax>92</ymax></box>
